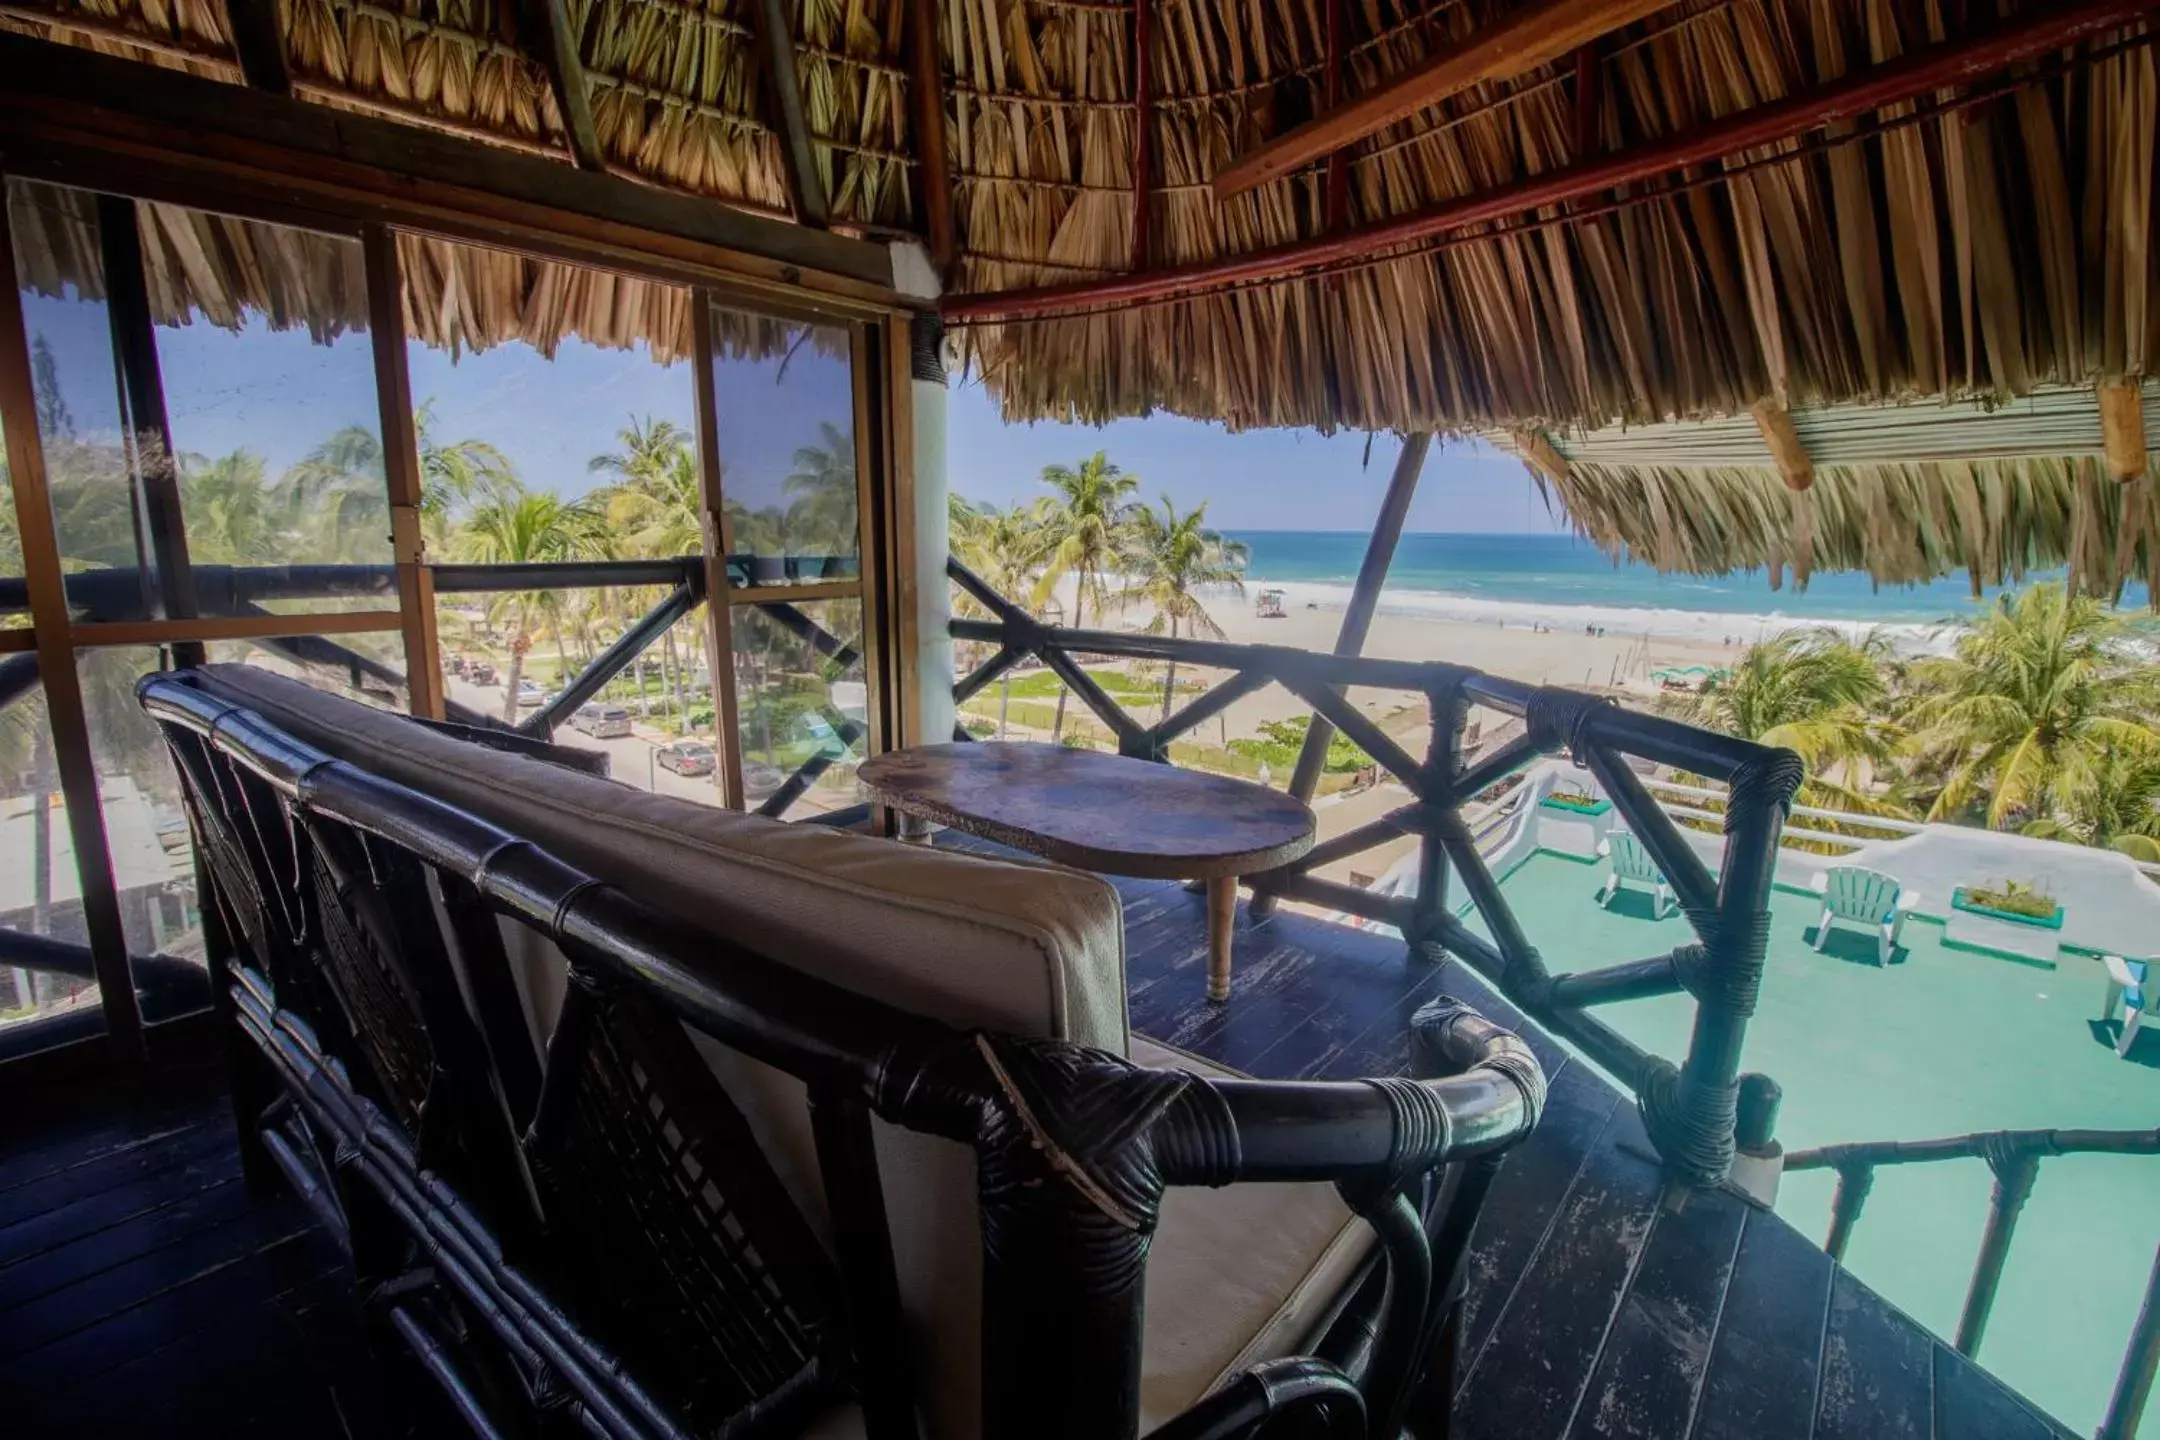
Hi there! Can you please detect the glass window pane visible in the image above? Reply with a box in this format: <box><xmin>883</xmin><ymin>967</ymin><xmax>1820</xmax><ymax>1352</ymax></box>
<box><xmin>708</xmin><ymin>307</ymin><xmax>859</xmax><ymax>587</ymax></box>
<box><xmin>207</xmin><ymin>631</ymin><xmax>409</xmax><ymax>713</ymax></box>
<box><xmin>731</xmin><ymin>598</ymin><xmax>864</xmax><ymax>819</ymax></box>
<box><xmin>0</xmin><ymin>402</ymin><xmax>25</xmax><ymax>633</ymax></box>
<box><xmin>7</xmin><ymin>179</ymin><xmax>154</xmax><ymax>622</ymax></box>
<box><xmin>438</xmin><ymin>585</ymin><xmax>725</xmax><ymax>806</ymax></box>
<box><xmin>73</xmin><ymin>647</ymin><xmax>205</xmax><ymax>1026</ymax></box>
<box><xmin>143</xmin><ymin>205</ymin><xmax>389</xmax><ymax>601</ymax></box>
<box><xmin>0</xmin><ymin>686</ymin><xmax>104</xmax><ymax>1037</ymax></box>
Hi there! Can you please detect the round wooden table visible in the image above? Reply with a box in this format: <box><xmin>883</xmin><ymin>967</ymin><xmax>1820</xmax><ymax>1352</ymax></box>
<box><xmin>859</xmin><ymin>742</ymin><xmax>1316</xmax><ymax>1001</ymax></box>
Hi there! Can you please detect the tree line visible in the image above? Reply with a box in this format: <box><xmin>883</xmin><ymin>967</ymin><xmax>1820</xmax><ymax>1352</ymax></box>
<box><xmin>1676</xmin><ymin>585</ymin><xmax>2160</xmax><ymax>861</ymax></box>
<box><xmin>948</xmin><ymin>450</ymin><xmax>1250</xmax><ymax>737</ymax></box>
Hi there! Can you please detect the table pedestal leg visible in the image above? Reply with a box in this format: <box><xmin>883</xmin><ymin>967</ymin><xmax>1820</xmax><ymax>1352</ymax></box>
<box><xmin>1206</xmin><ymin>876</ymin><xmax>1237</xmax><ymax>1003</ymax></box>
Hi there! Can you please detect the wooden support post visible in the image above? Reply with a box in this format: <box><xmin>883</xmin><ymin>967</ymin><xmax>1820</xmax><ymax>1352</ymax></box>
<box><xmin>1572</xmin><ymin>43</ymin><xmax>1603</xmax><ymax>157</ymax></box>
<box><xmin>1750</xmin><ymin>398</ymin><xmax>1814</xmax><ymax>492</ymax></box>
<box><xmin>753</xmin><ymin>0</ymin><xmax>829</xmax><ymax>227</ymax></box>
<box><xmin>97</xmin><ymin>193</ymin><xmax>203</xmax><ymax>666</ymax></box>
<box><xmin>1211</xmin><ymin>0</ymin><xmax>1672</xmax><ymax>201</ymax></box>
<box><xmin>1130</xmin><ymin>0</ymin><xmax>1154</xmax><ymax>270</ymax></box>
<box><xmin>2100</xmin><ymin>381</ymin><xmax>2148</xmax><ymax>482</ymax></box>
<box><xmin>1280</xmin><ymin>433</ymin><xmax>1432</xmax><ymax>818</ymax></box>
<box><xmin>1512</xmin><ymin>428</ymin><xmax>1572</xmax><ymax>485</ymax></box>
<box><xmin>1323</xmin><ymin>0</ymin><xmax>1349</xmax><ymax>231</ymax></box>
<box><xmin>692</xmin><ymin>296</ymin><xmax>748</xmax><ymax>811</ymax></box>
<box><xmin>223</xmin><ymin>0</ymin><xmax>291</xmax><ymax>95</ymax></box>
<box><xmin>529</xmin><ymin>0</ymin><xmax>606</xmax><ymax>172</ymax></box>
<box><xmin>363</xmin><ymin>227</ymin><xmax>445</xmax><ymax>720</ymax></box>
<box><xmin>1824</xmin><ymin>1162</ymin><xmax>1873</xmax><ymax>1261</ymax></box>
<box><xmin>904</xmin><ymin>0</ymin><xmax>956</xmax><ymax>274</ymax></box>
<box><xmin>0</xmin><ymin>199</ymin><xmax>145</xmax><ymax>1057</ymax></box>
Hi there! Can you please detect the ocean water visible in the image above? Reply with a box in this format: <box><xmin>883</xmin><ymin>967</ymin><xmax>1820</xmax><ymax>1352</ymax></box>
<box><xmin>1224</xmin><ymin>531</ymin><xmax>2155</xmax><ymax>648</ymax></box>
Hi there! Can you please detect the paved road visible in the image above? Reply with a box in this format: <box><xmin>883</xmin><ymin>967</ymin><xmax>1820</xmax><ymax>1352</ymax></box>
<box><xmin>446</xmin><ymin>676</ymin><xmax>730</xmax><ymax>806</ymax></box>
<box><xmin>444</xmin><ymin>676</ymin><xmax>855</xmax><ymax>818</ymax></box>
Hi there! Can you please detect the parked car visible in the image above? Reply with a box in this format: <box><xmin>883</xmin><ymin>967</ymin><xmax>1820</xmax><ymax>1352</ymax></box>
<box><xmin>467</xmin><ymin>661</ymin><xmax>498</xmax><ymax>686</ymax></box>
<box><xmin>655</xmin><ymin>740</ymin><xmax>717</xmax><ymax>777</ymax></box>
<box><xmin>743</xmin><ymin>762</ymin><xmax>787</xmax><ymax>799</ymax></box>
<box><xmin>571</xmin><ymin>704</ymin><xmax>633</xmax><ymax>739</ymax></box>
<box><xmin>515</xmin><ymin>679</ymin><xmax>544</xmax><ymax>708</ymax></box>
<box><xmin>446</xmin><ymin>654</ymin><xmax>468</xmax><ymax>677</ymax></box>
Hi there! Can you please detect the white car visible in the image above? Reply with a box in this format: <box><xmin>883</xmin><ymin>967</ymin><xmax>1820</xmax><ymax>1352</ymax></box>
<box><xmin>515</xmin><ymin>679</ymin><xmax>544</xmax><ymax>708</ymax></box>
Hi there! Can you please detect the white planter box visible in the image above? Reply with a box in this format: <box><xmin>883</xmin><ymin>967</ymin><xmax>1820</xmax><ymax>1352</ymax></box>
<box><xmin>1944</xmin><ymin>892</ymin><xmax>2064</xmax><ymax>967</ymax></box>
<box><xmin>1537</xmin><ymin>802</ymin><xmax>1615</xmax><ymax>861</ymax></box>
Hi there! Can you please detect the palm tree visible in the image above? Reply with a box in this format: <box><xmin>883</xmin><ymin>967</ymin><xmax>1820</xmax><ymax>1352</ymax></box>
<box><xmin>415</xmin><ymin>403</ymin><xmax>517</xmax><ymax>540</ymax></box>
<box><xmin>783</xmin><ymin>422</ymin><xmax>857</xmax><ymax>562</ymax></box>
<box><xmin>180</xmin><ymin>449</ymin><xmax>284</xmax><ymax>564</ymax></box>
<box><xmin>949</xmin><ymin>496</ymin><xmax>1051</xmax><ymax>735</ymax></box>
<box><xmin>1031</xmin><ymin>453</ymin><xmax>1139</xmax><ymax>739</ymax></box>
<box><xmin>1903</xmin><ymin>583</ymin><xmax>2160</xmax><ymax>827</ymax></box>
<box><xmin>1685</xmin><ymin>628</ymin><xmax>1900</xmax><ymax>810</ymax></box>
<box><xmin>1122</xmin><ymin>497</ymin><xmax>1248</xmax><ymax>720</ymax></box>
<box><xmin>453</xmin><ymin>488</ymin><xmax>603</xmax><ymax>722</ymax></box>
<box><xmin>2021</xmin><ymin>749</ymin><xmax>2160</xmax><ymax>861</ymax></box>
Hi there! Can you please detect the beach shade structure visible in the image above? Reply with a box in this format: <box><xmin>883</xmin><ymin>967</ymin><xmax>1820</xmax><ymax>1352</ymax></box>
<box><xmin>2100</xmin><ymin>956</ymin><xmax>2157</xmax><ymax>1059</ymax></box>
<box><xmin>1813</xmin><ymin>866</ymin><xmax>1907</xmax><ymax>966</ymax></box>
<box><xmin>1595</xmin><ymin>832</ymin><xmax>1674</xmax><ymax>920</ymax></box>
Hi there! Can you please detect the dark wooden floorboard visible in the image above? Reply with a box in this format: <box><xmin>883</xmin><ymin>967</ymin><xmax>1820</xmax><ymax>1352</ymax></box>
<box><xmin>1816</xmin><ymin>1269</ymin><xmax>1935</xmax><ymax>1440</ymax></box>
<box><xmin>1690</xmin><ymin>1204</ymin><xmax>1836</xmax><ymax>1440</ymax></box>
<box><xmin>1933</xmin><ymin>1339</ymin><xmax>2079</xmax><ymax>1440</ymax></box>
<box><xmin>1452</xmin><ymin>1104</ymin><xmax>1667</xmax><ymax>1440</ymax></box>
<box><xmin>0</xmin><ymin>842</ymin><xmax>2058</xmax><ymax>1439</ymax></box>
<box><xmin>1566</xmin><ymin>1177</ymin><xmax>1749</xmax><ymax>1440</ymax></box>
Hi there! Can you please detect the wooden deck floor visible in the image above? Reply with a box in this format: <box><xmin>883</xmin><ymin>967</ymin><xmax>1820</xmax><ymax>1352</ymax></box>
<box><xmin>1095</xmin><ymin>866</ymin><xmax>2075</xmax><ymax>1440</ymax></box>
<box><xmin>0</xmin><ymin>865</ymin><xmax>2075</xmax><ymax>1439</ymax></box>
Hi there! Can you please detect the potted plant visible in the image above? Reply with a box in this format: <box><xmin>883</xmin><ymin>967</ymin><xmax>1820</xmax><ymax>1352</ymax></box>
<box><xmin>1539</xmin><ymin>783</ymin><xmax>1612</xmax><ymax>816</ymax></box>
<box><xmin>1946</xmin><ymin>878</ymin><xmax>2065</xmax><ymax>966</ymax></box>
<box><xmin>1536</xmin><ymin>781</ymin><xmax>1615</xmax><ymax>859</ymax></box>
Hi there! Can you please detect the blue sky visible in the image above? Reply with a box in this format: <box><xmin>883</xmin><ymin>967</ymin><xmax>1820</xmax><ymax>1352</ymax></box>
<box><xmin>20</xmin><ymin>295</ymin><xmax>1562</xmax><ymax>535</ymax></box>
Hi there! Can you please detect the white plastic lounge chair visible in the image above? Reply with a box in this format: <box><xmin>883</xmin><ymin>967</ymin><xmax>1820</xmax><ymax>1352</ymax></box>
<box><xmin>1596</xmin><ymin>832</ymin><xmax>1673</xmax><ymax>920</ymax></box>
<box><xmin>2101</xmin><ymin>955</ymin><xmax>2157</xmax><ymax>1058</ymax></box>
<box><xmin>1814</xmin><ymin>865</ymin><xmax>1905</xmax><ymax>966</ymax></box>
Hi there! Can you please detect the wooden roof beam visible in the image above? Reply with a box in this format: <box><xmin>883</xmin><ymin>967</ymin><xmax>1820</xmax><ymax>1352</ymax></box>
<box><xmin>528</xmin><ymin>0</ymin><xmax>606</xmax><ymax>173</ymax></box>
<box><xmin>753</xmin><ymin>0</ymin><xmax>829</xmax><ymax>227</ymax></box>
<box><xmin>223</xmin><ymin>0</ymin><xmax>290</xmax><ymax>95</ymax></box>
<box><xmin>904</xmin><ymin>0</ymin><xmax>955</xmax><ymax>273</ymax></box>
<box><xmin>1211</xmin><ymin>0</ymin><xmax>1672</xmax><ymax>203</ymax></box>
<box><xmin>2099</xmin><ymin>381</ymin><xmax>2148</xmax><ymax>481</ymax></box>
<box><xmin>1750</xmin><ymin>399</ymin><xmax>1814</xmax><ymax>491</ymax></box>
<box><xmin>946</xmin><ymin>0</ymin><xmax>2159</xmax><ymax>325</ymax></box>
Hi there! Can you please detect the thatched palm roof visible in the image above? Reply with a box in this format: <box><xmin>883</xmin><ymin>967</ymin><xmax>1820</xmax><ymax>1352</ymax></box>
<box><xmin>1494</xmin><ymin>385</ymin><xmax>2160</xmax><ymax>599</ymax></box>
<box><xmin>4</xmin><ymin>0</ymin><xmax>2158</xmax><ymax>588</ymax></box>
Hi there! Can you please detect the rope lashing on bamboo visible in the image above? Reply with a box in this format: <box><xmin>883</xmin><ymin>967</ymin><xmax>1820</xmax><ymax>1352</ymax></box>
<box><xmin>1346</xmin><ymin>1075</ymin><xmax>1456</xmax><ymax>1200</ymax></box>
<box><xmin>1637</xmin><ymin>1058</ymin><xmax>1741</xmax><ymax>1187</ymax></box>
<box><xmin>1723</xmin><ymin>750</ymin><xmax>1807</xmax><ymax>831</ymax></box>
<box><xmin>1523</xmin><ymin>688</ymin><xmax>1616</xmax><ymax>757</ymax></box>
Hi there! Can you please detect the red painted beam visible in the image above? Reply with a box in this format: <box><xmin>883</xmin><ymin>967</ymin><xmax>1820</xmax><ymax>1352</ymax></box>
<box><xmin>1131</xmin><ymin>0</ymin><xmax>1154</xmax><ymax>271</ymax></box>
<box><xmin>945</xmin><ymin>0</ymin><xmax>2159</xmax><ymax>324</ymax></box>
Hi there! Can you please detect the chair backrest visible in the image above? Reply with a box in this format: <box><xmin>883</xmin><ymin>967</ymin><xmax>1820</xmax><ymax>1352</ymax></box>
<box><xmin>143</xmin><ymin>667</ymin><xmax>1548</xmax><ymax>1440</ymax></box>
<box><xmin>1825</xmin><ymin>866</ymin><xmax>1900</xmax><ymax>921</ymax></box>
<box><xmin>178</xmin><ymin>663</ymin><xmax>1131</xmax><ymax>1435</ymax></box>
<box><xmin>1609</xmin><ymin>831</ymin><xmax>1663</xmax><ymax>882</ymax></box>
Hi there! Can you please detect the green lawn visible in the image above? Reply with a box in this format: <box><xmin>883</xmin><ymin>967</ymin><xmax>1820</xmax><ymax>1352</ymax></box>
<box><xmin>1457</xmin><ymin>851</ymin><xmax>2158</xmax><ymax>1437</ymax></box>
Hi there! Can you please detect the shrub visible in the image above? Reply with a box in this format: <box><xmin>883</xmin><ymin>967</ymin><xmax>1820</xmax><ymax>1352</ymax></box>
<box><xmin>1962</xmin><ymin>879</ymin><xmax>2059</xmax><ymax>919</ymax></box>
<box><xmin>1225</xmin><ymin>716</ymin><xmax>1373</xmax><ymax>774</ymax></box>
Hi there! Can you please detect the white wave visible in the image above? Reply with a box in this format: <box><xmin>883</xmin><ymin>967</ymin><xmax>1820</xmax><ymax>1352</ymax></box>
<box><xmin>1251</xmin><ymin>580</ymin><xmax>1963</xmax><ymax>653</ymax></box>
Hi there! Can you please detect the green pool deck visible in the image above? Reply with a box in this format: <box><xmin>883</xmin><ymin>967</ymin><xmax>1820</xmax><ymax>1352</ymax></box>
<box><xmin>1459</xmin><ymin>850</ymin><xmax>2159</xmax><ymax>1438</ymax></box>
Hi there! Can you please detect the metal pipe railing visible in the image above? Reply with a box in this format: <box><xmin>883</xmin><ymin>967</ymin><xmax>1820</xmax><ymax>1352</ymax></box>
<box><xmin>946</xmin><ymin>556</ymin><xmax>1800</xmax><ymax>1186</ymax></box>
<box><xmin>1786</xmin><ymin>1125</ymin><xmax>2160</xmax><ymax>1436</ymax></box>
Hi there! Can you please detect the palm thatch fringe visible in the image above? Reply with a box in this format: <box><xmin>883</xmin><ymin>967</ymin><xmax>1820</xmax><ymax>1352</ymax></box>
<box><xmin>1543</xmin><ymin>457</ymin><xmax>2160</xmax><ymax>600</ymax></box>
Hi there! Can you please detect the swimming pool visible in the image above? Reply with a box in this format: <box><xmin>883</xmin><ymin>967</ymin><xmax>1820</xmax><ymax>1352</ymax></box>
<box><xmin>1456</xmin><ymin>850</ymin><xmax>2158</xmax><ymax>1436</ymax></box>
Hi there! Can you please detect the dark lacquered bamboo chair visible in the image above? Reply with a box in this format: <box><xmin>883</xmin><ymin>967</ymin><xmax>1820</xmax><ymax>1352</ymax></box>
<box><xmin>141</xmin><ymin>665</ymin><xmax>1545</xmax><ymax>1440</ymax></box>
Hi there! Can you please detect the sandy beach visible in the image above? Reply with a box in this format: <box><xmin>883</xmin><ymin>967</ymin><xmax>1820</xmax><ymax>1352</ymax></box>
<box><xmin>982</xmin><ymin>579</ymin><xmax>1748</xmax><ymax>748</ymax></box>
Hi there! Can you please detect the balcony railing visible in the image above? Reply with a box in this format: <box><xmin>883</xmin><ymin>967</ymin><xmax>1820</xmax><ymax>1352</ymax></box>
<box><xmin>1786</xmin><ymin>1126</ymin><xmax>2160</xmax><ymax>1439</ymax></box>
<box><xmin>947</xmin><ymin>558</ymin><xmax>1805</xmax><ymax>1186</ymax></box>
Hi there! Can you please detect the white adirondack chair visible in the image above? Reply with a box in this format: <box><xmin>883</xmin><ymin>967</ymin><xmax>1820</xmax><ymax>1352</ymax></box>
<box><xmin>1595</xmin><ymin>832</ymin><xmax>1673</xmax><ymax>920</ymax></box>
<box><xmin>1814</xmin><ymin>866</ymin><xmax>1906</xmax><ymax>966</ymax></box>
<box><xmin>2101</xmin><ymin>956</ymin><xmax>2157</xmax><ymax>1059</ymax></box>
